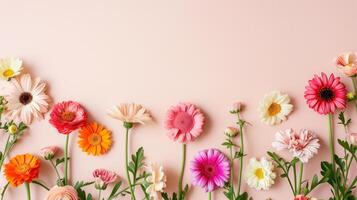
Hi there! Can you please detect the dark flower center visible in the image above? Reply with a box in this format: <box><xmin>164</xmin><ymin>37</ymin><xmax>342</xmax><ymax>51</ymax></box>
<box><xmin>19</xmin><ymin>92</ymin><xmax>33</xmax><ymax>105</ymax></box>
<box><xmin>61</xmin><ymin>111</ymin><xmax>76</xmax><ymax>122</ymax></box>
<box><xmin>319</xmin><ymin>88</ymin><xmax>335</xmax><ymax>101</ymax></box>
<box><xmin>203</xmin><ymin>164</ymin><xmax>216</xmax><ymax>177</ymax></box>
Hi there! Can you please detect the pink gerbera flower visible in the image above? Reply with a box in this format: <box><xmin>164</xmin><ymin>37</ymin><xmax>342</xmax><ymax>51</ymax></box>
<box><xmin>272</xmin><ymin>128</ymin><xmax>320</xmax><ymax>163</ymax></box>
<box><xmin>304</xmin><ymin>73</ymin><xmax>347</xmax><ymax>115</ymax></box>
<box><xmin>49</xmin><ymin>101</ymin><xmax>87</xmax><ymax>134</ymax></box>
<box><xmin>165</xmin><ymin>103</ymin><xmax>205</xmax><ymax>143</ymax></box>
<box><xmin>190</xmin><ymin>149</ymin><xmax>230</xmax><ymax>192</ymax></box>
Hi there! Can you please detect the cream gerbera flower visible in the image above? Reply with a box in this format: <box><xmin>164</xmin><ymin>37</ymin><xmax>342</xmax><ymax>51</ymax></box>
<box><xmin>4</xmin><ymin>74</ymin><xmax>51</xmax><ymax>124</ymax></box>
<box><xmin>146</xmin><ymin>163</ymin><xmax>166</xmax><ymax>200</ymax></box>
<box><xmin>107</xmin><ymin>103</ymin><xmax>152</xmax><ymax>124</ymax></box>
<box><xmin>258</xmin><ymin>91</ymin><xmax>293</xmax><ymax>125</ymax></box>
<box><xmin>245</xmin><ymin>157</ymin><xmax>276</xmax><ymax>190</ymax></box>
<box><xmin>0</xmin><ymin>57</ymin><xmax>23</xmax><ymax>80</ymax></box>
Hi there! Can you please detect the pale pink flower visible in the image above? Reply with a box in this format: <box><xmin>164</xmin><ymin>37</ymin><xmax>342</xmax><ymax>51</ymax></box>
<box><xmin>335</xmin><ymin>52</ymin><xmax>357</xmax><ymax>77</ymax></box>
<box><xmin>107</xmin><ymin>103</ymin><xmax>152</xmax><ymax>124</ymax></box>
<box><xmin>165</xmin><ymin>103</ymin><xmax>205</xmax><ymax>143</ymax></box>
<box><xmin>224</xmin><ymin>126</ymin><xmax>239</xmax><ymax>137</ymax></box>
<box><xmin>45</xmin><ymin>186</ymin><xmax>78</xmax><ymax>200</ymax></box>
<box><xmin>40</xmin><ymin>146</ymin><xmax>58</xmax><ymax>160</ymax></box>
<box><xmin>93</xmin><ymin>168</ymin><xmax>117</xmax><ymax>190</ymax></box>
<box><xmin>294</xmin><ymin>195</ymin><xmax>309</xmax><ymax>200</ymax></box>
<box><xmin>348</xmin><ymin>133</ymin><xmax>357</xmax><ymax>145</ymax></box>
<box><xmin>232</xmin><ymin>102</ymin><xmax>243</xmax><ymax>112</ymax></box>
<box><xmin>272</xmin><ymin>129</ymin><xmax>320</xmax><ymax>163</ymax></box>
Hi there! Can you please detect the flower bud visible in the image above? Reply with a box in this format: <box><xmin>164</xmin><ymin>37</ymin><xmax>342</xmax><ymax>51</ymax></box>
<box><xmin>233</xmin><ymin>102</ymin><xmax>242</xmax><ymax>111</ymax></box>
<box><xmin>349</xmin><ymin>133</ymin><xmax>357</xmax><ymax>145</ymax></box>
<box><xmin>225</xmin><ymin>127</ymin><xmax>239</xmax><ymax>137</ymax></box>
<box><xmin>346</xmin><ymin>92</ymin><xmax>356</xmax><ymax>101</ymax></box>
<box><xmin>40</xmin><ymin>146</ymin><xmax>58</xmax><ymax>160</ymax></box>
<box><xmin>7</xmin><ymin>124</ymin><xmax>18</xmax><ymax>134</ymax></box>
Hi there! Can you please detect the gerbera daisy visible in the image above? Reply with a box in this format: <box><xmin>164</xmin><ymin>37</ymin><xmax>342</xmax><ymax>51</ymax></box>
<box><xmin>304</xmin><ymin>73</ymin><xmax>347</xmax><ymax>115</ymax></box>
<box><xmin>0</xmin><ymin>57</ymin><xmax>23</xmax><ymax>80</ymax></box>
<box><xmin>245</xmin><ymin>157</ymin><xmax>276</xmax><ymax>190</ymax></box>
<box><xmin>190</xmin><ymin>149</ymin><xmax>230</xmax><ymax>192</ymax></box>
<box><xmin>107</xmin><ymin>103</ymin><xmax>152</xmax><ymax>125</ymax></box>
<box><xmin>4</xmin><ymin>154</ymin><xmax>40</xmax><ymax>187</ymax></box>
<box><xmin>272</xmin><ymin>129</ymin><xmax>320</xmax><ymax>163</ymax></box>
<box><xmin>146</xmin><ymin>163</ymin><xmax>167</xmax><ymax>199</ymax></box>
<box><xmin>78</xmin><ymin>122</ymin><xmax>112</xmax><ymax>156</ymax></box>
<box><xmin>165</xmin><ymin>103</ymin><xmax>205</xmax><ymax>143</ymax></box>
<box><xmin>335</xmin><ymin>52</ymin><xmax>357</xmax><ymax>77</ymax></box>
<box><xmin>49</xmin><ymin>101</ymin><xmax>87</xmax><ymax>134</ymax></box>
<box><xmin>258</xmin><ymin>91</ymin><xmax>293</xmax><ymax>125</ymax></box>
<box><xmin>3</xmin><ymin>74</ymin><xmax>51</xmax><ymax>124</ymax></box>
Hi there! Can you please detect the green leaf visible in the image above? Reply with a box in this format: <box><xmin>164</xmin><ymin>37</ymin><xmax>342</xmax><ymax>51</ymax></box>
<box><xmin>107</xmin><ymin>181</ymin><xmax>122</xmax><ymax>200</ymax></box>
<box><xmin>55</xmin><ymin>157</ymin><xmax>70</xmax><ymax>167</ymax></box>
<box><xmin>128</xmin><ymin>147</ymin><xmax>145</xmax><ymax>182</ymax></box>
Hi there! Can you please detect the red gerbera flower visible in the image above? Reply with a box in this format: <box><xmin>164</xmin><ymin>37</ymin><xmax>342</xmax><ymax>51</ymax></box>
<box><xmin>304</xmin><ymin>73</ymin><xmax>347</xmax><ymax>115</ymax></box>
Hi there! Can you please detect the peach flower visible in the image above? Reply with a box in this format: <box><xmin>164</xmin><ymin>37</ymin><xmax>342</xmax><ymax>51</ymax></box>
<box><xmin>335</xmin><ymin>52</ymin><xmax>357</xmax><ymax>77</ymax></box>
<box><xmin>45</xmin><ymin>186</ymin><xmax>78</xmax><ymax>200</ymax></box>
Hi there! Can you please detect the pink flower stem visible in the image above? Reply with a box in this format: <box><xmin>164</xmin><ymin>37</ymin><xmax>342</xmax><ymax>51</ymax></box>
<box><xmin>351</xmin><ymin>77</ymin><xmax>357</xmax><ymax>112</ymax></box>
<box><xmin>25</xmin><ymin>182</ymin><xmax>31</xmax><ymax>200</ymax></box>
<box><xmin>328</xmin><ymin>114</ymin><xmax>335</xmax><ymax>171</ymax></box>
<box><xmin>49</xmin><ymin>159</ymin><xmax>62</xmax><ymax>182</ymax></box>
<box><xmin>124</xmin><ymin>124</ymin><xmax>136</xmax><ymax>200</ymax></box>
<box><xmin>178</xmin><ymin>144</ymin><xmax>187</xmax><ymax>199</ymax></box>
<box><xmin>64</xmin><ymin>134</ymin><xmax>70</xmax><ymax>185</ymax></box>
<box><xmin>208</xmin><ymin>191</ymin><xmax>212</xmax><ymax>200</ymax></box>
<box><xmin>297</xmin><ymin>162</ymin><xmax>303</xmax><ymax>194</ymax></box>
<box><xmin>229</xmin><ymin>138</ymin><xmax>235</xmax><ymax>199</ymax></box>
<box><xmin>236</xmin><ymin>112</ymin><xmax>244</xmax><ymax>196</ymax></box>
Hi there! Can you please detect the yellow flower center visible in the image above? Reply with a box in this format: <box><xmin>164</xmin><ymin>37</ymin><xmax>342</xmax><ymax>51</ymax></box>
<box><xmin>16</xmin><ymin>164</ymin><xmax>30</xmax><ymax>173</ymax></box>
<box><xmin>88</xmin><ymin>133</ymin><xmax>102</xmax><ymax>145</ymax></box>
<box><xmin>61</xmin><ymin>111</ymin><xmax>75</xmax><ymax>122</ymax></box>
<box><xmin>267</xmin><ymin>102</ymin><xmax>281</xmax><ymax>116</ymax></box>
<box><xmin>8</xmin><ymin>125</ymin><xmax>18</xmax><ymax>134</ymax></box>
<box><xmin>3</xmin><ymin>69</ymin><xmax>14</xmax><ymax>78</ymax></box>
<box><xmin>254</xmin><ymin>168</ymin><xmax>265</xmax><ymax>180</ymax></box>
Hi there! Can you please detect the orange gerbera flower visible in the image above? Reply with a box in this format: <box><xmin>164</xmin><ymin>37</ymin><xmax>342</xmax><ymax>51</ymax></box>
<box><xmin>4</xmin><ymin>154</ymin><xmax>40</xmax><ymax>187</ymax></box>
<box><xmin>78</xmin><ymin>122</ymin><xmax>112</xmax><ymax>156</ymax></box>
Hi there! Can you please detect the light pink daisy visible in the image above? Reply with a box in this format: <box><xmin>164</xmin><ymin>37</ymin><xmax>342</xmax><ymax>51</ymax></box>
<box><xmin>272</xmin><ymin>129</ymin><xmax>320</xmax><ymax>163</ymax></box>
<box><xmin>335</xmin><ymin>52</ymin><xmax>357</xmax><ymax>77</ymax></box>
<box><xmin>304</xmin><ymin>73</ymin><xmax>347</xmax><ymax>115</ymax></box>
<box><xmin>93</xmin><ymin>168</ymin><xmax>117</xmax><ymax>190</ymax></box>
<box><xmin>190</xmin><ymin>149</ymin><xmax>230</xmax><ymax>192</ymax></box>
<box><xmin>165</xmin><ymin>103</ymin><xmax>205</xmax><ymax>143</ymax></box>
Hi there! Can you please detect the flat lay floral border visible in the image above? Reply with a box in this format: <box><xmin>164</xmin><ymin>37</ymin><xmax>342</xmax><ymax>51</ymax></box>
<box><xmin>0</xmin><ymin>53</ymin><xmax>356</xmax><ymax>200</ymax></box>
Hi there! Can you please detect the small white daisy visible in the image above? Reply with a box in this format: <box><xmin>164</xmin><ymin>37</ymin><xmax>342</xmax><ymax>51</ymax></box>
<box><xmin>245</xmin><ymin>157</ymin><xmax>276</xmax><ymax>190</ymax></box>
<box><xmin>0</xmin><ymin>57</ymin><xmax>23</xmax><ymax>80</ymax></box>
<box><xmin>258</xmin><ymin>91</ymin><xmax>293</xmax><ymax>125</ymax></box>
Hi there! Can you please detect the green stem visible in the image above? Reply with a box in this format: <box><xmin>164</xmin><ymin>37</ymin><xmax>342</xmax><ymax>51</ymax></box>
<box><xmin>0</xmin><ymin>135</ymin><xmax>11</xmax><ymax>168</ymax></box>
<box><xmin>237</xmin><ymin>114</ymin><xmax>244</xmax><ymax>196</ymax></box>
<box><xmin>178</xmin><ymin>144</ymin><xmax>187</xmax><ymax>199</ymax></box>
<box><xmin>229</xmin><ymin>139</ymin><xmax>235</xmax><ymax>199</ymax></box>
<box><xmin>64</xmin><ymin>134</ymin><xmax>70</xmax><ymax>185</ymax></box>
<box><xmin>125</xmin><ymin>126</ymin><xmax>136</xmax><ymax>200</ymax></box>
<box><xmin>328</xmin><ymin>114</ymin><xmax>335</xmax><ymax>170</ymax></box>
<box><xmin>49</xmin><ymin>159</ymin><xmax>62</xmax><ymax>181</ymax></box>
<box><xmin>293</xmin><ymin>163</ymin><xmax>297</xmax><ymax>195</ymax></box>
<box><xmin>351</xmin><ymin>77</ymin><xmax>357</xmax><ymax>112</ymax></box>
<box><xmin>297</xmin><ymin>162</ymin><xmax>303</xmax><ymax>194</ymax></box>
<box><xmin>98</xmin><ymin>189</ymin><xmax>102</xmax><ymax>200</ymax></box>
<box><xmin>32</xmin><ymin>180</ymin><xmax>50</xmax><ymax>191</ymax></box>
<box><xmin>1</xmin><ymin>182</ymin><xmax>9</xmax><ymax>200</ymax></box>
<box><xmin>25</xmin><ymin>182</ymin><xmax>31</xmax><ymax>200</ymax></box>
<box><xmin>208</xmin><ymin>192</ymin><xmax>212</xmax><ymax>200</ymax></box>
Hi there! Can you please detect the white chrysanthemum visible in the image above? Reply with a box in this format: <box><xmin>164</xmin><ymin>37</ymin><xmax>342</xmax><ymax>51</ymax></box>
<box><xmin>107</xmin><ymin>103</ymin><xmax>151</xmax><ymax>124</ymax></box>
<box><xmin>3</xmin><ymin>74</ymin><xmax>51</xmax><ymax>124</ymax></box>
<box><xmin>0</xmin><ymin>57</ymin><xmax>23</xmax><ymax>80</ymax></box>
<box><xmin>245</xmin><ymin>157</ymin><xmax>276</xmax><ymax>190</ymax></box>
<box><xmin>146</xmin><ymin>163</ymin><xmax>166</xmax><ymax>200</ymax></box>
<box><xmin>258</xmin><ymin>91</ymin><xmax>293</xmax><ymax>125</ymax></box>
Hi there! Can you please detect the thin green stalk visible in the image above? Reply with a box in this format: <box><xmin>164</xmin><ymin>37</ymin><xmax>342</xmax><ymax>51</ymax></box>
<box><xmin>49</xmin><ymin>159</ymin><xmax>62</xmax><ymax>181</ymax></box>
<box><xmin>351</xmin><ymin>77</ymin><xmax>357</xmax><ymax>112</ymax></box>
<box><xmin>32</xmin><ymin>180</ymin><xmax>50</xmax><ymax>191</ymax></box>
<box><xmin>64</xmin><ymin>134</ymin><xmax>70</xmax><ymax>185</ymax></box>
<box><xmin>0</xmin><ymin>135</ymin><xmax>11</xmax><ymax>168</ymax></box>
<box><xmin>124</xmin><ymin>126</ymin><xmax>136</xmax><ymax>200</ymax></box>
<box><xmin>328</xmin><ymin>114</ymin><xmax>335</xmax><ymax>170</ymax></box>
<box><xmin>237</xmin><ymin>113</ymin><xmax>244</xmax><ymax>196</ymax></box>
<box><xmin>178</xmin><ymin>144</ymin><xmax>187</xmax><ymax>199</ymax></box>
<box><xmin>293</xmin><ymin>164</ymin><xmax>297</xmax><ymax>195</ymax></box>
<box><xmin>25</xmin><ymin>182</ymin><xmax>31</xmax><ymax>200</ymax></box>
<box><xmin>208</xmin><ymin>192</ymin><xmax>212</xmax><ymax>200</ymax></box>
<box><xmin>297</xmin><ymin>162</ymin><xmax>303</xmax><ymax>194</ymax></box>
<box><xmin>98</xmin><ymin>189</ymin><xmax>102</xmax><ymax>200</ymax></box>
<box><xmin>1</xmin><ymin>182</ymin><xmax>9</xmax><ymax>200</ymax></box>
<box><xmin>229</xmin><ymin>138</ymin><xmax>235</xmax><ymax>199</ymax></box>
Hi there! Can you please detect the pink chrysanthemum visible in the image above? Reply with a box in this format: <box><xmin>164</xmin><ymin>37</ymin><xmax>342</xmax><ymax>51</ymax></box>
<box><xmin>304</xmin><ymin>73</ymin><xmax>347</xmax><ymax>115</ymax></box>
<box><xmin>93</xmin><ymin>168</ymin><xmax>117</xmax><ymax>190</ymax></box>
<box><xmin>190</xmin><ymin>149</ymin><xmax>230</xmax><ymax>192</ymax></box>
<box><xmin>165</xmin><ymin>103</ymin><xmax>205</xmax><ymax>143</ymax></box>
<box><xmin>272</xmin><ymin>128</ymin><xmax>320</xmax><ymax>163</ymax></box>
<box><xmin>49</xmin><ymin>101</ymin><xmax>87</xmax><ymax>134</ymax></box>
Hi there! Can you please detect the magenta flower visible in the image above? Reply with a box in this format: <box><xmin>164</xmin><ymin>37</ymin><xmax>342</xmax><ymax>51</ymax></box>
<box><xmin>304</xmin><ymin>73</ymin><xmax>347</xmax><ymax>115</ymax></box>
<box><xmin>190</xmin><ymin>149</ymin><xmax>230</xmax><ymax>192</ymax></box>
<box><xmin>165</xmin><ymin>103</ymin><xmax>205</xmax><ymax>143</ymax></box>
<box><xmin>93</xmin><ymin>169</ymin><xmax>117</xmax><ymax>190</ymax></box>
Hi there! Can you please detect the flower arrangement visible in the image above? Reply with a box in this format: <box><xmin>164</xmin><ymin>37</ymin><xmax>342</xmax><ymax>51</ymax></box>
<box><xmin>1</xmin><ymin>53</ymin><xmax>357</xmax><ymax>200</ymax></box>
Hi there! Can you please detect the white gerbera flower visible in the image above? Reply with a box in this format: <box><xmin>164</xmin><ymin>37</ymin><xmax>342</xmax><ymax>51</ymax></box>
<box><xmin>4</xmin><ymin>74</ymin><xmax>51</xmax><ymax>124</ymax></box>
<box><xmin>258</xmin><ymin>91</ymin><xmax>293</xmax><ymax>125</ymax></box>
<box><xmin>0</xmin><ymin>57</ymin><xmax>23</xmax><ymax>80</ymax></box>
<box><xmin>107</xmin><ymin>103</ymin><xmax>152</xmax><ymax>124</ymax></box>
<box><xmin>146</xmin><ymin>163</ymin><xmax>166</xmax><ymax>200</ymax></box>
<box><xmin>245</xmin><ymin>157</ymin><xmax>276</xmax><ymax>190</ymax></box>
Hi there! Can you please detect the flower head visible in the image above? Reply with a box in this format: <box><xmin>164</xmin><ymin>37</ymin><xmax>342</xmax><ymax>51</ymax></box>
<box><xmin>294</xmin><ymin>195</ymin><xmax>309</xmax><ymax>200</ymax></box>
<box><xmin>107</xmin><ymin>103</ymin><xmax>151</xmax><ymax>125</ymax></box>
<box><xmin>49</xmin><ymin>101</ymin><xmax>87</xmax><ymax>134</ymax></box>
<box><xmin>245</xmin><ymin>157</ymin><xmax>276</xmax><ymax>190</ymax></box>
<box><xmin>258</xmin><ymin>91</ymin><xmax>293</xmax><ymax>125</ymax></box>
<box><xmin>347</xmin><ymin>92</ymin><xmax>356</xmax><ymax>101</ymax></box>
<box><xmin>4</xmin><ymin>154</ymin><xmax>40</xmax><ymax>187</ymax></box>
<box><xmin>272</xmin><ymin>129</ymin><xmax>320</xmax><ymax>163</ymax></box>
<box><xmin>40</xmin><ymin>146</ymin><xmax>59</xmax><ymax>160</ymax></box>
<box><xmin>7</xmin><ymin>124</ymin><xmax>18</xmax><ymax>134</ymax></box>
<box><xmin>304</xmin><ymin>73</ymin><xmax>347</xmax><ymax>115</ymax></box>
<box><xmin>348</xmin><ymin>133</ymin><xmax>357</xmax><ymax>146</ymax></box>
<box><xmin>3</xmin><ymin>74</ymin><xmax>51</xmax><ymax>124</ymax></box>
<box><xmin>190</xmin><ymin>149</ymin><xmax>230</xmax><ymax>192</ymax></box>
<box><xmin>93</xmin><ymin>169</ymin><xmax>117</xmax><ymax>190</ymax></box>
<box><xmin>146</xmin><ymin>163</ymin><xmax>167</xmax><ymax>199</ymax></box>
<box><xmin>335</xmin><ymin>52</ymin><xmax>357</xmax><ymax>77</ymax></box>
<box><xmin>231</xmin><ymin>102</ymin><xmax>243</xmax><ymax>113</ymax></box>
<box><xmin>224</xmin><ymin>126</ymin><xmax>239</xmax><ymax>137</ymax></box>
<box><xmin>165</xmin><ymin>103</ymin><xmax>205</xmax><ymax>143</ymax></box>
<box><xmin>0</xmin><ymin>57</ymin><xmax>23</xmax><ymax>80</ymax></box>
<box><xmin>45</xmin><ymin>186</ymin><xmax>78</xmax><ymax>200</ymax></box>
<box><xmin>78</xmin><ymin>122</ymin><xmax>112</xmax><ymax>156</ymax></box>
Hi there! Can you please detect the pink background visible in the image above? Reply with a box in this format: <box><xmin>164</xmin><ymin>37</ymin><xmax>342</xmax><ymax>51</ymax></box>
<box><xmin>1</xmin><ymin>0</ymin><xmax>357</xmax><ymax>199</ymax></box>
